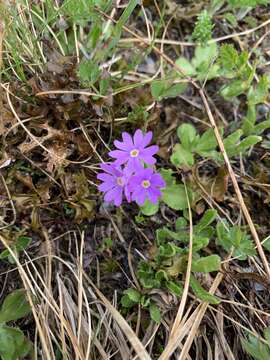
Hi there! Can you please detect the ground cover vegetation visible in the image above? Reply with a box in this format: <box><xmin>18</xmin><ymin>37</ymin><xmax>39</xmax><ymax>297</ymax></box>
<box><xmin>1</xmin><ymin>0</ymin><xmax>270</xmax><ymax>358</ymax></box>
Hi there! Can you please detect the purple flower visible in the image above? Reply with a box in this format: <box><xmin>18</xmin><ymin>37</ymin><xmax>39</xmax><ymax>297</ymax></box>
<box><xmin>108</xmin><ymin>129</ymin><xmax>159</xmax><ymax>171</ymax></box>
<box><xmin>129</xmin><ymin>168</ymin><xmax>166</xmax><ymax>206</ymax></box>
<box><xmin>97</xmin><ymin>163</ymin><xmax>131</xmax><ymax>206</ymax></box>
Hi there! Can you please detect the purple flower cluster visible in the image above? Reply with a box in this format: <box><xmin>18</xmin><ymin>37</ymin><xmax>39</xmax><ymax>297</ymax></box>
<box><xmin>97</xmin><ymin>129</ymin><xmax>165</xmax><ymax>207</ymax></box>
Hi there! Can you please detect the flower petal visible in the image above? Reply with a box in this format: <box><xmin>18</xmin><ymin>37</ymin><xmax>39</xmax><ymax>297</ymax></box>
<box><xmin>148</xmin><ymin>187</ymin><xmax>161</xmax><ymax>204</ymax></box>
<box><xmin>104</xmin><ymin>186</ymin><xmax>121</xmax><ymax>203</ymax></box>
<box><xmin>100</xmin><ymin>163</ymin><xmax>120</xmax><ymax>176</ymax></box>
<box><xmin>140</xmin><ymin>131</ymin><xmax>152</xmax><ymax>149</ymax></box>
<box><xmin>114</xmin><ymin>140</ymin><xmax>132</xmax><ymax>151</ymax></box>
<box><xmin>97</xmin><ymin>173</ymin><xmax>115</xmax><ymax>182</ymax></box>
<box><xmin>98</xmin><ymin>181</ymin><xmax>115</xmax><ymax>192</ymax></box>
<box><xmin>126</xmin><ymin>157</ymin><xmax>144</xmax><ymax>172</ymax></box>
<box><xmin>108</xmin><ymin>150</ymin><xmax>128</xmax><ymax>160</ymax></box>
<box><xmin>134</xmin><ymin>129</ymin><xmax>144</xmax><ymax>148</ymax></box>
<box><xmin>113</xmin><ymin>189</ymin><xmax>123</xmax><ymax>206</ymax></box>
<box><xmin>150</xmin><ymin>174</ymin><xmax>166</xmax><ymax>188</ymax></box>
<box><xmin>141</xmin><ymin>145</ymin><xmax>159</xmax><ymax>157</ymax></box>
<box><xmin>122</xmin><ymin>132</ymin><xmax>134</xmax><ymax>148</ymax></box>
<box><xmin>140</xmin><ymin>155</ymin><xmax>156</xmax><ymax>165</ymax></box>
<box><xmin>136</xmin><ymin>189</ymin><xmax>147</xmax><ymax>206</ymax></box>
<box><xmin>124</xmin><ymin>184</ymin><xmax>132</xmax><ymax>202</ymax></box>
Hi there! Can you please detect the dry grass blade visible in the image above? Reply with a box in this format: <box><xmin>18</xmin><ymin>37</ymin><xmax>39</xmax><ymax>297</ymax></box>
<box><xmin>177</xmin><ymin>271</ymin><xmax>225</xmax><ymax>360</ymax></box>
<box><xmin>85</xmin><ymin>276</ymin><xmax>151</xmax><ymax>360</ymax></box>
<box><xmin>170</xmin><ymin>180</ymin><xmax>193</xmax><ymax>335</ymax></box>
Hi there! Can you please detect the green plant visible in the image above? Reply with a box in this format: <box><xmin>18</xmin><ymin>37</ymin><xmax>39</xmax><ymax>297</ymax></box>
<box><xmin>216</xmin><ymin>222</ymin><xmax>256</xmax><ymax>260</ymax></box>
<box><xmin>218</xmin><ymin>44</ymin><xmax>255</xmax><ymax>99</ymax></box>
<box><xmin>0</xmin><ymin>290</ymin><xmax>32</xmax><ymax>360</ymax></box>
<box><xmin>192</xmin><ymin>10</ymin><xmax>214</xmax><ymax>44</ymax></box>
<box><xmin>241</xmin><ymin>327</ymin><xmax>270</xmax><ymax>359</ymax></box>
<box><xmin>123</xmin><ymin>208</ymin><xmax>260</xmax><ymax>321</ymax></box>
<box><xmin>170</xmin><ymin>123</ymin><xmax>261</xmax><ymax>168</ymax></box>
<box><xmin>121</xmin><ymin>288</ymin><xmax>161</xmax><ymax>323</ymax></box>
<box><xmin>176</xmin><ymin>43</ymin><xmax>219</xmax><ymax>82</ymax></box>
<box><xmin>243</xmin><ymin>75</ymin><xmax>270</xmax><ymax>135</ymax></box>
<box><xmin>135</xmin><ymin>210</ymin><xmax>221</xmax><ymax>305</ymax></box>
<box><xmin>0</xmin><ymin>236</ymin><xmax>31</xmax><ymax>264</ymax></box>
<box><xmin>227</xmin><ymin>0</ymin><xmax>270</xmax><ymax>8</ymax></box>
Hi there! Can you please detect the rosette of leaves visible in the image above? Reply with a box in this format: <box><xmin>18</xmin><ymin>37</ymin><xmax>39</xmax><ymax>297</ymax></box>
<box><xmin>170</xmin><ymin>123</ymin><xmax>219</xmax><ymax>168</ymax></box>
<box><xmin>0</xmin><ymin>290</ymin><xmax>32</xmax><ymax>360</ymax></box>
<box><xmin>137</xmin><ymin>210</ymin><xmax>221</xmax><ymax>304</ymax></box>
<box><xmin>216</xmin><ymin>221</ymin><xmax>256</xmax><ymax>260</ymax></box>
<box><xmin>121</xmin><ymin>288</ymin><xmax>161</xmax><ymax>323</ymax></box>
<box><xmin>171</xmin><ymin>123</ymin><xmax>261</xmax><ymax>168</ymax></box>
<box><xmin>218</xmin><ymin>44</ymin><xmax>255</xmax><ymax>99</ymax></box>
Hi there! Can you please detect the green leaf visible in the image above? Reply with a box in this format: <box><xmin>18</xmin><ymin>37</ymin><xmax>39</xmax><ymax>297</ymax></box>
<box><xmin>0</xmin><ymin>236</ymin><xmax>31</xmax><ymax>261</ymax></box>
<box><xmin>216</xmin><ymin>223</ymin><xmax>256</xmax><ymax>260</ymax></box>
<box><xmin>159</xmin><ymin>243</ymin><xmax>180</xmax><ymax>258</ymax></box>
<box><xmin>155</xmin><ymin>270</ymin><xmax>169</xmax><ymax>282</ymax></box>
<box><xmin>77</xmin><ymin>59</ymin><xmax>101</xmax><ymax>86</ymax></box>
<box><xmin>243</xmin><ymin>103</ymin><xmax>256</xmax><ymax>135</ymax></box>
<box><xmin>16</xmin><ymin>236</ymin><xmax>31</xmax><ymax>251</ymax></box>
<box><xmin>195</xmin><ymin>128</ymin><xmax>217</xmax><ymax>153</ymax></box>
<box><xmin>263</xmin><ymin>238</ymin><xmax>270</xmax><ymax>252</ymax></box>
<box><xmin>149</xmin><ymin>303</ymin><xmax>161</xmax><ymax>323</ymax></box>
<box><xmin>264</xmin><ymin>327</ymin><xmax>270</xmax><ymax>345</ymax></box>
<box><xmin>0</xmin><ymin>325</ymin><xmax>32</xmax><ymax>360</ymax></box>
<box><xmin>223</xmin><ymin>130</ymin><xmax>243</xmax><ymax>155</ymax></box>
<box><xmin>253</xmin><ymin>119</ymin><xmax>270</xmax><ymax>135</ymax></box>
<box><xmin>175</xmin><ymin>57</ymin><xmax>196</xmax><ymax>77</ymax></box>
<box><xmin>218</xmin><ymin>44</ymin><xmax>239</xmax><ymax>77</ymax></box>
<box><xmin>241</xmin><ymin>334</ymin><xmax>270</xmax><ymax>360</ymax></box>
<box><xmin>123</xmin><ymin>288</ymin><xmax>141</xmax><ymax>303</ymax></box>
<box><xmin>161</xmin><ymin>83</ymin><xmax>187</xmax><ymax>99</ymax></box>
<box><xmin>195</xmin><ymin>209</ymin><xmax>217</xmax><ymax>233</ymax></box>
<box><xmin>193</xmin><ymin>236</ymin><xmax>210</xmax><ymax>252</ymax></box>
<box><xmin>177</xmin><ymin>124</ymin><xmax>197</xmax><ymax>149</ymax></box>
<box><xmin>190</xmin><ymin>275</ymin><xmax>220</xmax><ymax>304</ymax></box>
<box><xmin>121</xmin><ymin>295</ymin><xmax>136</xmax><ymax>308</ymax></box>
<box><xmin>175</xmin><ymin>217</ymin><xmax>188</xmax><ymax>231</ymax></box>
<box><xmin>248</xmin><ymin>75</ymin><xmax>269</xmax><ymax>106</ymax></box>
<box><xmin>159</xmin><ymin>169</ymin><xmax>176</xmax><ymax>186</ymax></box>
<box><xmin>166</xmin><ymin>281</ymin><xmax>183</xmax><ymax>296</ymax></box>
<box><xmin>192</xmin><ymin>255</ymin><xmax>221</xmax><ymax>273</ymax></box>
<box><xmin>236</xmin><ymin>135</ymin><xmax>261</xmax><ymax>153</ymax></box>
<box><xmin>170</xmin><ymin>144</ymin><xmax>194</xmax><ymax>167</ymax></box>
<box><xmin>140</xmin><ymin>199</ymin><xmax>159</xmax><ymax>216</ymax></box>
<box><xmin>0</xmin><ymin>250</ymin><xmax>10</xmax><ymax>260</ymax></box>
<box><xmin>0</xmin><ymin>290</ymin><xmax>31</xmax><ymax>323</ymax></box>
<box><xmin>228</xmin><ymin>0</ymin><xmax>270</xmax><ymax>8</ymax></box>
<box><xmin>192</xmin><ymin>43</ymin><xmax>218</xmax><ymax>76</ymax></box>
<box><xmin>151</xmin><ymin>80</ymin><xmax>186</xmax><ymax>100</ymax></box>
<box><xmin>220</xmin><ymin>79</ymin><xmax>248</xmax><ymax>98</ymax></box>
<box><xmin>193</xmin><ymin>43</ymin><xmax>218</xmax><ymax>67</ymax></box>
<box><xmin>162</xmin><ymin>184</ymin><xmax>188</xmax><ymax>210</ymax></box>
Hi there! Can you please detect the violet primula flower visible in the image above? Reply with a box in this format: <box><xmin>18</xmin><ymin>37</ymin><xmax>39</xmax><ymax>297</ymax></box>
<box><xmin>108</xmin><ymin>129</ymin><xmax>159</xmax><ymax>171</ymax></box>
<box><xmin>129</xmin><ymin>168</ymin><xmax>166</xmax><ymax>206</ymax></box>
<box><xmin>97</xmin><ymin>163</ymin><xmax>131</xmax><ymax>206</ymax></box>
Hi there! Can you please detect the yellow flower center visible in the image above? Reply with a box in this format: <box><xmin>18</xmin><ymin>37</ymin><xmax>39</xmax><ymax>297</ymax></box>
<box><xmin>130</xmin><ymin>149</ymin><xmax>139</xmax><ymax>157</ymax></box>
<box><xmin>142</xmin><ymin>180</ymin><xmax>150</xmax><ymax>188</ymax></box>
<box><xmin>117</xmin><ymin>177</ymin><xmax>123</xmax><ymax>186</ymax></box>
